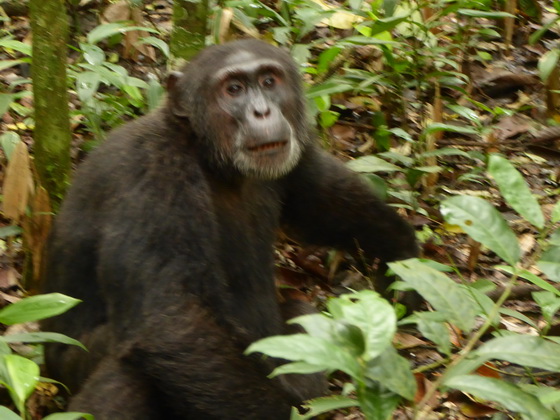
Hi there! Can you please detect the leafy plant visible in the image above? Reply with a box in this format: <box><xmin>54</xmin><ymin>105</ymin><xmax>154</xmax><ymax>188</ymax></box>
<box><xmin>0</xmin><ymin>293</ymin><xmax>91</xmax><ymax>420</ymax></box>
<box><xmin>247</xmin><ymin>153</ymin><xmax>560</xmax><ymax>419</ymax></box>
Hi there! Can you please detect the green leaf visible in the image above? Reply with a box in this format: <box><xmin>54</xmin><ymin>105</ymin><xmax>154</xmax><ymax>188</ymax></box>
<box><xmin>326</xmin><ymin>291</ymin><xmax>396</xmax><ymax>361</ymax></box>
<box><xmin>538</xmin><ymin>49</ymin><xmax>560</xmax><ymax>83</ymax></box>
<box><xmin>347</xmin><ymin>156</ymin><xmax>401</xmax><ymax>173</ymax></box>
<box><xmin>0</xmin><ymin>131</ymin><xmax>21</xmax><ymax>161</ymax></box>
<box><xmin>76</xmin><ymin>71</ymin><xmax>101</xmax><ymax>103</ymax></box>
<box><xmin>80</xmin><ymin>43</ymin><xmax>105</xmax><ymax>66</ymax></box>
<box><xmin>423</xmin><ymin>122</ymin><xmax>479</xmax><ymax>135</ymax></box>
<box><xmin>487</xmin><ymin>154</ymin><xmax>545</xmax><ymax>229</ymax></box>
<box><xmin>0</xmin><ymin>60</ymin><xmax>24</xmax><ymax>71</ymax></box>
<box><xmin>440</xmin><ymin>195</ymin><xmax>520</xmax><ymax>266</ymax></box>
<box><xmin>139</xmin><ymin>36</ymin><xmax>169</xmax><ymax>58</ymax></box>
<box><xmin>457</xmin><ymin>9</ymin><xmax>515</xmax><ymax>18</ymax></box>
<box><xmin>0</xmin><ymin>354</ymin><xmax>39</xmax><ymax>412</ymax></box>
<box><xmin>416</xmin><ymin>312</ymin><xmax>451</xmax><ymax>355</ymax></box>
<box><xmin>445</xmin><ymin>375</ymin><xmax>557</xmax><ymax>420</ymax></box>
<box><xmin>0</xmin><ymin>293</ymin><xmax>81</xmax><ymax>325</ymax></box>
<box><xmin>365</xmin><ymin>347</ymin><xmax>416</xmax><ymax>400</ymax></box>
<box><xmin>246</xmin><ymin>333</ymin><xmax>361</xmax><ymax>379</ymax></box>
<box><xmin>296</xmin><ymin>396</ymin><xmax>358</xmax><ymax>420</ymax></box>
<box><xmin>389</xmin><ymin>259</ymin><xmax>477</xmax><ymax>332</ymax></box>
<box><xmin>2</xmin><ymin>332</ymin><xmax>86</xmax><ymax>351</ymax></box>
<box><xmin>358</xmin><ymin>381</ymin><xmax>400</xmax><ymax>420</ymax></box>
<box><xmin>367</xmin><ymin>15</ymin><xmax>411</xmax><ymax>36</ymax></box>
<box><xmin>0</xmin><ymin>39</ymin><xmax>32</xmax><ymax>56</ymax></box>
<box><xmin>552</xmin><ymin>201</ymin><xmax>560</xmax><ymax>223</ymax></box>
<box><xmin>0</xmin><ymin>406</ymin><xmax>20</xmax><ymax>420</ymax></box>
<box><xmin>538</xmin><ymin>246</ymin><xmax>560</xmax><ymax>282</ymax></box>
<box><xmin>0</xmin><ymin>93</ymin><xmax>14</xmax><ymax>117</ymax></box>
<box><xmin>291</xmin><ymin>314</ymin><xmax>365</xmax><ymax>357</ymax></box>
<box><xmin>44</xmin><ymin>413</ymin><xmax>95</xmax><ymax>420</ymax></box>
<box><xmin>497</xmin><ymin>266</ymin><xmax>560</xmax><ymax>297</ymax></box>
<box><xmin>447</xmin><ymin>104</ymin><xmax>480</xmax><ymax>123</ymax></box>
<box><xmin>306</xmin><ymin>80</ymin><xmax>353</xmax><ymax>98</ymax></box>
<box><xmin>87</xmin><ymin>23</ymin><xmax>159</xmax><ymax>44</ymax></box>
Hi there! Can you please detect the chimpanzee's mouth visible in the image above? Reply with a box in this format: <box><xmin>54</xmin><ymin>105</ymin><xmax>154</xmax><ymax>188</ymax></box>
<box><xmin>247</xmin><ymin>141</ymin><xmax>288</xmax><ymax>153</ymax></box>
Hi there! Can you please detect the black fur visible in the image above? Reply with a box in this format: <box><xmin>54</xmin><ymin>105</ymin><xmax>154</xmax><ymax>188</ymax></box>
<box><xmin>43</xmin><ymin>39</ymin><xmax>418</xmax><ymax>419</ymax></box>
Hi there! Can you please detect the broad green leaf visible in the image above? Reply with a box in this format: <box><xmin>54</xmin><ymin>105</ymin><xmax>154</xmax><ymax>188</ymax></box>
<box><xmin>367</xmin><ymin>15</ymin><xmax>411</xmax><ymax>36</ymax></box>
<box><xmin>423</xmin><ymin>122</ymin><xmax>479</xmax><ymax>135</ymax></box>
<box><xmin>0</xmin><ymin>93</ymin><xmax>14</xmax><ymax>117</ymax></box>
<box><xmin>246</xmin><ymin>334</ymin><xmax>361</xmax><ymax>379</ymax></box>
<box><xmin>0</xmin><ymin>131</ymin><xmax>21</xmax><ymax>161</ymax></box>
<box><xmin>441</xmin><ymin>196</ymin><xmax>520</xmax><ymax>265</ymax></box>
<box><xmin>358</xmin><ymin>381</ymin><xmax>400</xmax><ymax>420</ymax></box>
<box><xmin>552</xmin><ymin>201</ymin><xmax>560</xmax><ymax>223</ymax></box>
<box><xmin>291</xmin><ymin>314</ymin><xmax>365</xmax><ymax>357</ymax></box>
<box><xmin>0</xmin><ymin>293</ymin><xmax>81</xmax><ymax>325</ymax></box>
<box><xmin>445</xmin><ymin>375</ymin><xmax>556</xmax><ymax>420</ymax></box>
<box><xmin>365</xmin><ymin>347</ymin><xmax>416</xmax><ymax>400</ymax></box>
<box><xmin>1</xmin><ymin>354</ymin><xmax>39</xmax><ymax>412</ymax></box>
<box><xmin>87</xmin><ymin>23</ymin><xmax>159</xmax><ymax>44</ymax></box>
<box><xmin>2</xmin><ymin>332</ymin><xmax>86</xmax><ymax>351</ymax></box>
<box><xmin>327</xmin><ymin>291</ymin><xmax>396</xmax><ymax>361</ymax></box>
<box><xmin>538</xmin><ymin>246</ymin><xmax>560</xmax><ymax>282</ymax></box>
<box><xmin>457</xmin><ymin>9</ymin><xmax>515</xmax><ymax>18</ymax></box>
<box><xmin>450</xmin><ymin>335</ymin><xmax>560</xmax><ymax>378</ymax></box>
<box><xmin>497</xmin><ymin>266</ymin><xmax>560</xmax><ymax>297</ymax></box>
<box><xmin>487</xmin><ymin>154</ymin><xmax>544</xmax><ymax>229</ymax></box>
<box><xmin>45</xmin><ymin>413</ymin><xmax>94</xmax><ymax>420</ymax></box>
<box><xmin>389</xmin><ymin>259</ymin><xmax>477</xmax><ymax>332</ymax></box>
<box><xmin>447</xmin><ymin>104</ymin><xmax>480</xmax><ymax>123</ymax></box>
<box><xmin>0</xmin><ymin>60</ymin><xmax>24</xmax><ymax>71</ymax></box>
<box><xmin>0</xmin><ymin>406</ymin><xmax>20</xmax><ymax>420</ymax></box>
<box><xmin>80</xmin><ymin>43</ymin><xmax>105</xmax><ymax>66</ymax></box>
<box><xmin>416</xmin><ymin>312</ymin><xmax>451</xmax><ymax>355</ymax></box>
<box><xmin>76</xmin><ymin>71</ymin><xmax>101</xmax><ymax>103</ymax></box>
<box><xmin>419</xmin><ymin>147</ymin><xmax>473</xmax><ymax>159</ymax></box>
<box><xmin>306</xmin><ymin>80</ymin><xmax>353</xmax><ymax>98</ymax></box>
<box><xmin>538</xmin><ymin>49</ymin><xmax>560</xmax><ymax>83</ymax></box>
<box><xmin>0</xmin><ymin>39</ymin><xmax>32</xmax><ymax>56</ymax></box>
<box><xmin>295</xmin><ymin>396</ymin><xmax>358</xmax><ymax>420</ymax></box>
<box><xmin>139</xmin><ymin>36</ymin><xmax>169</xmax><ymax>58</ymax></box>
<box><xmin>477</xmin><ymin>334</ymin><xmax>560</xmax><ymax>371</ymax></box>
<box><xmin>347</xmin><ymin>156</ymin><xmax>401</xmax><ymax>173</ymax></box>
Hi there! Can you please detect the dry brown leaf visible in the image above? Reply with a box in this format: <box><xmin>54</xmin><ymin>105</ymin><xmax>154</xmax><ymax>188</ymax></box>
<box><xmin>22</xmin><ymin>186</ymin><xmax>52</xmax><ymax>287</ymax></box>
<box><xmin>3</xmin><ymin>141</ymin><xmax>33</xmax><ymax>222</ymax></box>
<box><xmin>102</xmin><ymin>0</ymin><xmax>130</xmax><ymax>22</ymax></box>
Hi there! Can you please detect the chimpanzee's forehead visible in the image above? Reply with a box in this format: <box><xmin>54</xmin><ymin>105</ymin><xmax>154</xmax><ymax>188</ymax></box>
<box><xmin>212</xmin><ymin>51</ymin><xmax>284</xmax><ymax>82</ymax></box>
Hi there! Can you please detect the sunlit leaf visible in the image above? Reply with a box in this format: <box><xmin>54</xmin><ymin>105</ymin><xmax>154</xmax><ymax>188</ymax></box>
<box><xmin>44</xmin><ymin>413</ymin><xmax>95</xmax><ymax>420</ymax></box>
<box><xmin>0</xmin><ymin>39</ymin><xmax>32</xmax><ymax>56</ymax></box>
<box><xmin>446</xmin><ymin>375</ymin><xmax>556</xmax><ymax>420</ymax></box>
<box><xmin>347</xmin><ymin>156</ymin><xmax>401</xmax><ymax>173</ymax></box>
<box><xmin>457</xmin><ymin>9</ymin><xmax>515</xmax><ymax>18</ymax></box>
<box><xmin>538</xmin><ymin>246</ymin><xmax>560</xmax><ymax>282</ymax></box>
<box><xmin>0</xmin><ymin>293</ymin><xmax>81</xmax><ymax>325</ymax></box>
<box><xmin>423</xmin><ymin>122</ymin><xmax>478</xmax><ymax>135</ymax></box>
<box><xmin>2</xmin><ymin>332</ymin><xmax>86</xmax><ymax>351</ymax></box>
<box><xmin>487</xmin><ymin>154</ymin><xmax>544</xmax><ymax>229</ymax></box>
<box><xmin>87</xmin><ymin>23</ymin><xmax>159</xmax><ymax>44</ymax></box>
<box><xmin>296</xmin><ymin>396</ymin><xmax>358</xmax><ymax>420</ymax></box>
<box><xmin>246</xmin><ymin>334</ymin><xmax>361</xmax><ymax>379</ymax></box>
<box><xmin>389</xmin><ymin>259</ymin><xmax>477</xmax><ymax>332</ymax></box>
<box><xmin>441</xmin><ymin>196</ymin><xmax>520</xmax><ymax>266</ymax></box>
<box><xmin>365</xmin><ymin>347</ymin><xmax>416</xmax><ymax>399</ymax></box>
<box><xmin>538</xmin><ymin>49</ymin><xmax>560</xmax><ymax>83</ymax></box>
<box><xmin>0</xmin><ymin>354</ymin><xmax>39</xmax><ymax>412</ymax></box>
<box><xmin>0</xmin><ymin>406</ymin><xmax>20</xmax><ymax>420</ymax></box>
<box><xmin>327</xmin><ymin>291</ymin><xmax>396</xmax><ymax>361</ymax></box>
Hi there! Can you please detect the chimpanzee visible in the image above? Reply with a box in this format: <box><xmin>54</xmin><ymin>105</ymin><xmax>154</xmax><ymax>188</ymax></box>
<box><xmin>42</xmin><ymin>39</ymin><xmax>418</xmax><ymax>420</ymax></box>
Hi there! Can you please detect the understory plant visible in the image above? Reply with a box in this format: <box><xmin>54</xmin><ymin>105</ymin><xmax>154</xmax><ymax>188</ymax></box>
<box><xmin>247</xmin><ymin>154</ymin><xmax>560</xmax><ymax>420</ymax></box>
<box><xmin>0</xmin><ymin>293</ymin><xmax>91</xmax><ymax>420</ymax></box>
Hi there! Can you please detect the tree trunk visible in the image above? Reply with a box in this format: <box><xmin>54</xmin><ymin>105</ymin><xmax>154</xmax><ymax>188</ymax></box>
<box><xmin>29</xmin><ymin>0</ymin><xmax>71</xmax><ymax>210</ymax></box>
<box><xmin>170</xmin><ymin>0</ymin><xmax>208</xmax><ymax>61</ymax></box>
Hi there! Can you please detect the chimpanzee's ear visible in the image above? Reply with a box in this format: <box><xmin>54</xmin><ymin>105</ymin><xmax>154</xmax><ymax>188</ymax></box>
<box><xmin>166</xmin><ymin>71</ymin><xmax>189</xmax><ymax>118</ymax></box>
